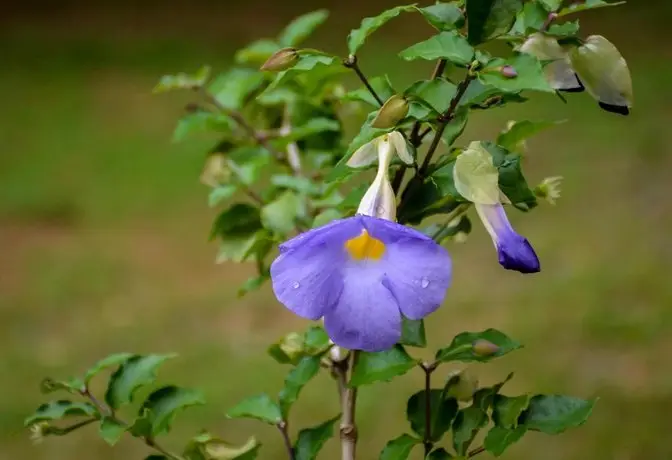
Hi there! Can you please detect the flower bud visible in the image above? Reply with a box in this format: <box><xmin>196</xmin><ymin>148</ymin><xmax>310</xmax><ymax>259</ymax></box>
<box><xmin>569</xmin><ymin>35</ymin><xmax>633</xmax><ymax>115</ymax></box>
<box><xmin>260</xmin><ymin>47</ymin><xmax>299</xmax><ymax>72</ymax></box>
<box><xmin>500</xmin><ymin>65</ymin><xmax>518</xmax><ymax>79</ymax></box>
<box><xmin>278</xmin><ymin>332</ymin><xmax>306</xmax><ymax>363</ymax></box>
<box><xmin>472</xmin><ymin>339</ymin><xmax>500</xmax><ymax>357</ymax></box>
<box><xmin>371</xmin><ymin>95</ymin><xmax>409</xmax><ymax>129</ymax></box>
<box><xmin>200</xmin><ymin>153</ymin><xmax>230</xmax><ymax>188</ymax></box>
<box><xmin>445</xmin><ymin>370</ymin><xmax>479</xmax><ymax>402</ymax></box>
<box><xmin>534</xmin><ymin>176</ymin><xmax>563</xmax><ymax>205</ymax></box>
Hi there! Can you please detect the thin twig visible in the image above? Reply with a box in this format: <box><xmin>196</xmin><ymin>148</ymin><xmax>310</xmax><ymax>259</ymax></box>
<box><xmin>431</xmin><ymin>203</ymin><xmax>471</xmax><ymax>241</ymax></box>
<box><xmin>468</xmin><ymin>446</ymin><xmax>486</xmax><ymax>457</ymax></box>
<box><xmin>343</xmin><ymin>55</ymin><xmax>384</xmax><ymax>106</ymax></box>
<box><xmin>277</xmin><ymin>421</ymin><xmax>296</xmax><ymax>460</ymax></box>
<box><xmin>421</xmin><ymin>362</ymin><xmax>439</xmax><ymax>457</ymax></box>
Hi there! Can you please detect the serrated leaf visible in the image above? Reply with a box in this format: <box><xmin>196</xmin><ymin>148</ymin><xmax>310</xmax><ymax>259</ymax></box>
<box><xmin>344</xmin><ymin>75</ymin><xmax>396</xmax><ymax>107</ymax></box>
<box><xmin>479</xmin><ymin>54</ymin><xmax>553</xmax><ymax>93</ymax></box>
<box><xmin>209</xmin><ymin>185</ymin><xmax>238</xmax><ymax>208</ymax></box>
<box><xmin>484</xmin><ymin>425</ymin><xmax>526</xmax><ymax>456</ymax></box>
<box><xmin>522</xmin><ymin>395</ymin><xmax>596</xmax><ymax>434</ymax></box>
<box><xmin>435</xmin><ymin>329</ymin><xmax>521</xmax><ymax>363</ymax></box>
<box><xmin>279</xmin><ymin>10</ymin><xmax>329</xmax><ymax>47</ymax></box>
<box><xmin>278</xmin><ymin>356</ymin><xmax>322</xmax><ymax>417</ymax></box>
<box><xmin>493</xmin><ymin>394</ymin><xmax>530</xmax><ymax>428</ymax></box>
<box><xmin>227</xmin><ymin>394</ymin><xmax>282</xmax><ymax>424</ymax></box>
<box><xmin>105</xmin><ymin>354</ymin><xmax>176</xmax><ymax>410</ymax></box>
<box><xmin>141</xmin><ymin>385</ymin><xmax>205</xmax><ymax>435</ymax></box>
<box><xmin>399</xmin><ymin>31</ymin><xmax>474</xmax><ymax>66</ymax></box>
<box><xmin>406</xmin><ymin>389</ymin><xmax>459</xmax><ymax>441</ymax></box>
<box><xmin>467</xmin><ymin>0</ymin><xmax>523</xmax><ymax>44</ymax></box>
<box><xmin>261</xmin><ymin>191</ymin><xmax>305</xmax><ymax>235</ymax></box>
<box><xmin>24</xmin><ymin>400</ymin><xmax>98</xmax><ymax>426</ymax></box>
<box><xmin>100</xmin><ymin>417</ymin><xmax>126</xmax><ymax>446</ymax></box>
<box><xmin>208</xmin><ymin>69</ymin><xmax>265</xmax><ymax>110</ymax></box>
<box><xmin>426</xmin><ymin>448</ymin><xmax>453</xmax><ymax>459</ymax></box>
<box><xmin>400</xmin><ymin>318</ymin><xmax>426</xmax><ymax>348</ymax></box>
<box><xmin>379</xmin><ymin>434</ymin><xmax>421</xmax><ymax>460</ymax></box>
<box><xmin>417</xmin><ymin>3</ymin><xmax>465</xmax><ymax>30</ymax></box>
<box><xmin>84</xmin><ymin>353</ymin><xmax>134</xmax><ymax>385</ymax></box>
<box><xmin>350</xmin><ymin>345</ymin><xmax>417</xmax><ymax>387</ymax></box>
<box><xmin>347</xmin><ymin>5</ymin><xmax>417</xmax><ymax>54</ymax></box>
<box><xmin>235</xmin><ymin>39</ymin><xmax>281</xmax><ymax>65</ymax></box>
<box><xmin>496</xmin><ymin>120</ymin><xmax>561</xmax><ymax>151</ymax></box>
<box><xmin>452</xmin><ymin>406</ymin><xmax>489</xmax><ymax>455</ymax></box>
<box><xmin>173</xmin><ymin>112</ymin><xmax>234</xmax><ymax>143</ymax></box>
<box><xmin>294</xmin><ymin>415</ymin><xmax>340</xmax><ymax>460</ymax></box>
<box><xmin>558</xmin><ymin>0</ymin><xmax>625</xmax><ymax>17</ymax></box>
<box><xmin>153</xmin><ymin>66</ymin><xmax>210</xmax><ymax>93</ymax></box>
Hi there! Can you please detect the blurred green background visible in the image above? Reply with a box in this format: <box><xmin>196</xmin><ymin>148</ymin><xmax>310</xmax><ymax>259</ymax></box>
<box><xmin>1</xmin><ymin>0</ymin><xmax>671</xmax><ymax>459</ymax></box>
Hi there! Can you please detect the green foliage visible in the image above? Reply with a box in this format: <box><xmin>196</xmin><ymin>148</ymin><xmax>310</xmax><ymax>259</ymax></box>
<box><xmin>105</xmin><ymin>354</ymin><xmax>176</xmax><ymax>410</ymax></box>
<box><xmin>379</xmin><ymin>433</ymin><xmax>421</xmax><ymax>460</ymax></box>
<box><xmin>399</xmin><ymin>318</ymin><xmax>427</xmax><ymax>348</ymax></box>
<box><xmin>350</xmin><ymin>346</ymin><xmax>417</xmax><ymax>387</ymax></box>
<box><xmin>226</xmin><ymin>394</ymin><xmax>282</xmax><ymax>425</ymax></box>
<box><xmin>278</xmin><ymin>10</ymin><xmax>329</xmax><ymax>47</ymax></box>
<box><xmin>417</xmin><ymin>3</ymin><xmax>465</xmax><ymax>31</ymax></box>
<box><xmin>478</xmin><ymin>54</ymin><xmax>553</xmax><ymax>93</ymax></box>
<box><xmin>523</xmin><ymin>395</ymin><xmax>597</xmax><ymax>434</ymax></box>
<box><xmin>435</xmin><ymin>329</ymin><xmax>521</xmax><ymax>363</ymax></box>
<box><xmin>25</xmin><ymin>400</ymin><xmax>98</xmax><ymax>426</ymax></box>
<box><xmin>347</xmin><ymin>5</ymin><xmax>417</xmax><ymax>54</ymax></box>
<box><xmin>278</xmin><ymin>356</ymin><xmax>322</xmax><ymax>417</ymax></box>
<box><xmin>141</xmin><ymin>386</ymin><xmax>206</xmax><ymax>435</ymax></box>
<box><xmin>293</xmin><ymin>415</ymin><xmax>340</xmax><ymax>460</ymax></box>
<box><xmin>467</xmin><ymin>0</ymin><xmax>524</xmax><ymax>44</ymax></box>
<box><xmin>399</xmin><ymin>31</ymin><xmax>474</xmax><ymax>66</ymax></box>
<box><xmin>406</xmin><ymin>389</ymin><xmax>459</xmax><ymax>441</ymax></box>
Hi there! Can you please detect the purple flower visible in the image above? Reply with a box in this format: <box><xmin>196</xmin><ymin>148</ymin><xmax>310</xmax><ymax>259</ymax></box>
<box><xmin>270</xmin><ymin>215</ymin><xmax>451</xmax><ymax>352</ymax></box>
<box><xmin>474</xmin><ymin>203</ymin><xmax>540</xmax><ymax>274</ymax></box>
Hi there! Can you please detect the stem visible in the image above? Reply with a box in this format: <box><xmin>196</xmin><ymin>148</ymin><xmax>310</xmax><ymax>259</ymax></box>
<box><xmin>540</xmin><ymin>12</ymin><xmax>558</xmax><ymax>32</ymax></box>
<box><xmin>81</xmin><ymin>388</ymin><xmax>185</xmax><ymax>460</ymax></box>
<box><xmin>431</xmin><ymin>203</ymin><xmax>471</xmax><ymax>241</ymax></box>
<box><xmin>421</xmin><ymin>362</ymin><xmax>439</xmax><ymax>457</ymax></box>
<box><xmin>280</xmin><ymin>106</ymin><xmax>303</xmax><ymax>175</ymax></box>
<box><xmin>277</xmin><ymin>421</ymin><xmax>296</xmax><ymax>460</ymax></box>
<box><xmin>343</xmin><ymin>55</ymin><xmax>384</xmax><ymax>106</ymax></box>
<box><xmin>468</xmin><ymin>446</ymin><xmax>486</xmax><ymax>457</ymax></box>
<box><xmin>333</xmin><ymin>350</ymin><xmax>360</xmax><ymax>460</ymax></box>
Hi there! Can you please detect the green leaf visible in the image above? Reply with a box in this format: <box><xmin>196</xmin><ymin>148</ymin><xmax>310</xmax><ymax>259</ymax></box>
<box><xmin>261</xmin><ymin>191</ymin><xmax>305</xmax><ymax>235</ymax></box>
<box><xmin>209</xmin><ymin>185</ymin><xmax>238</xmax><ymax>208</ymax></box>
<box><xmin>153</xmin><ymin>66</ymin><xmax>210</xmax><ymax>93</ymax></box>
<box><xmin>173</xmin><ymin>112</ymin><xmax>234</xmax><ymax>143</ymax></box>
<box><xmin>344</xmin><ymin>75</ymin><xmax>396</xmax><ymax>107</ymax></box>
<box><xmin>264</xmin><ymin>51</ymin><xmax>338</xmax><ymax>92</ymax></box>
<box><xmin>404</xmin><ymin>78</ymin><xmax>457</xmax><ymax>120</ymax></box>
<box><xmin>493</xmin><ymin>394</ymin><xmax>530</xmax><ymax>428</ymax></box>
<box><xmin>538</xmin><ymin>0</ymin><xmax>563</xmax><ymax>11</ymax></box>
<box><xmin>426</xmin><ymin>448</ymin><xmax>453</xmax><ymax>459</ymax></box>
<box><xmin>278</xmin><ymin>356</ymin><xmax>322</xmax><ymax>417</ymax></box>
<box><xmin>510</xmin><ymin>1</ymin><xmax>547</xmax><ymax>35</ymax></box>
<box><xmin>479</xmin><ymin>54</ymin><xmax>553</xmax><ymax>93</ymax></box>
<box><xmin>304</xmin><ymin>326</ymin><xmax>331</xmax><ymax>354</ymax></box>
<box><xmin>522</xmin><ymin>395</ymin><xmax>596</xmax><ymax>434</ymax></box>
<box><xmin>442</xmin><ymin>109</ymin><xmax>469</xmax><ymax>146</ymax></box>
<box><xmin>272</xmin><ymin>175</ymin><xmax>321</xmax><ymax>196</ymax></box>
<box><xmin>211</xmin><ymin>203</ymin><xmax>262</xmax><ymax>240</ymax></box>
<box><xmin>235</xmin><ymin>39</ymin><xmax>281</xmax><ymax>66</ymax></box>
<box><xmin>472</xmin><ymin>373</ymin><xmax>515</xmax><ymax>411</ymax></box>
<box><xmin>105</xmin><ymin>354</ymin><xmax>176</xmax><ymax>410</ymax></box>
<box><xmin>279</xmin><ymin>10</ymin><xmax>329</xmax><ymax>47</ymax></box>
<box><xmin>435</xmin><ymin>329</ymin><xmax>521</xmax><ymax>363</ymax></box>
<box><xmin>350</xmin><ymin>345</ymin><xmax>417</xmax><ymax>387</ymax></box>
<box><xmin>100</xmin><ymin>417</ymin><xmax>126</xmax><ymax>446</ymax></box>
<box><xmin>546</xmin><ymin>21</ymin><xmax>580</xmax><ymax>38</ymax></box>
<box><xmin>347</xmin><ymin>5</ymin><xmax>417</xmax><ymax>54</ymax></box>
<box><xmin>406</xmin><ymin>389</ymin><xmax>459</xmax><ymax>441</ymax></box>
<box><xmin>237</xmin><ymin>273</ymin><xmax>270</xmax><ymax>297</ymax></box>
<box><xmin>84</xmin><ymin>353</ymin><xmax>134</xmax><ymax>384</ymax></box>
<box><xmin>399</xmin><ymin>31</ymin><xmax>474</xmax><ymax>66</ymax></box>
<box><xmin>216</xmin><ymin>230</ymin><xmax>271</xmax><ymax>264</ymax></box>
<box><xmin>483</xmin><ymin>425</ymin><xmax>526</xmax><ymax>456</ymax></box>
<box><xmin>496</xmin><ymin>120</ymin><xmax>561</xmax><ymax>151</ymax></box>
<box><xmin>227</xmin><ymin>394</ymin><xmax>282</xmax><ymax>425</ymax></box>
<box><xmin>141</xmin><ymin>386</ymin><xmax>205</xmax><ymax>436</ymax></box>
<box><xmin>185</xmin><ymin>433</ymin><xmax>260</xmax><ymax>460</ymax></box>
<box><xmin>40</xmin><ymin>377</ymin><xmax>84</xmax><ymax>395</ymax></box>
<box><xmin>452</xmin><ymin>406</ymin><xmax>489</xmax><ymax>455</ymax></box>
<box><xmin>479</xmin><ymin>141</ymin><xmax>537</xmax><ymax>208</ymax></box>
<box><xmin>275</xmin><ymin>118</ymin><xmax>340</xmax><ymax>147</ymax></box>
<box><xmin>208</xmin><ymin>69</ymin><xmax>265</xmax><ymax>110</ymax></box>
<box><xmin>24</xmin><ymin>400</ymin><xmax>98</xmax><ymax>426</ymax></box>
<box><xmin>467</xmin><ymin>0</ymin><xmax>523</xmax><ymax>44</ymax></box>
<box><xmin>294</xmin><ymin>415</ymin><xmax>340</xmax><ymax>460</ymax></box>
<box><xmin>379</xmin><ymin>434</ymin><xmax>421</xmax><ymax>460</ymax></box>
<box><xmin>400</xmin><ymin>318</ymin><xmax>426</xmax><ymax>348</ymax></box>
<box><xmin>558</xmin><ymin>0</ymin><xmax>625</xmax><ymax>17</ymax></box>
<box><xmin>312</xmin><ymin>209</ymin><xmax>343</xmax><ymax>228</ymax></box>
<box><xmin>417</xmin><ymin>3</ymin><xmax>465</xmax><ymax>30</ymax></box>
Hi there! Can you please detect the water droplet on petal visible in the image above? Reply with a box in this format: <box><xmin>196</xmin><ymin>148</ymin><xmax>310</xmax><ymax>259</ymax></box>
<box><xmin>420</xmin><ymin>277</ymin><xmax>430</xmax><ymax>288</ymax></box>
<box><xmin>376</xmin><ymin>204</ymin><xmax>386</xmax><ymax>215</ymax></box>
<box><xmin>292</xmin><ymin>281</ymin><xmax>300</xmax><ymax>289</ymax></box>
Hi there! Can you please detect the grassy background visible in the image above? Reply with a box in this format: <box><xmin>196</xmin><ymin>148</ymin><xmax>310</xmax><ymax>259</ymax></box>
<box><xmin>1</xmin><ymin>1</ymin><xmax>671</xmax><ymax>459</ymax></box>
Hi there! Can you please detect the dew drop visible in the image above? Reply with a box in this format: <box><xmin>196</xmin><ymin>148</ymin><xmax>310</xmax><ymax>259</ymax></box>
<box><xmin>376</xmin><ymin>205</ymin><xmax>386</xmax><ymax>216</ymax></box>
<box><xmin>420</xmin><ymin>277</ymin><xmax>430</xmax><ymax>288</ymax></box>
<box><xmin>292</xmin><ymin>281</ymin><xmax>301</xmax><ymax>289</ymax></box>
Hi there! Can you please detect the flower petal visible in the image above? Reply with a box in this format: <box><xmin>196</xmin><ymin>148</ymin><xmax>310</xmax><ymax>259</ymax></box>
<box><xmin>347</xmin><ymin>141</ymin><xmax>377</xmax><ymax>168</ymax></box>
<box><xmin>278</xmin><ymin>217</ymin><xmax>360</xmax><ymax>253</ymax></box>
<box><xmin>357</xmin><ymin>215</ymin><xmax>433</xmax><ymax>244</ymax></box>
<box><xmin>324</xmin><ymin>270</ymin><xmax>401</xmax><ymax>352</ymax></box>
<box><xmin>382</xmin><ymin>238</ymin><xmax>451</xmax><ymax>320</ymax></box>
<box><xmin>475</xmin><ymin>203</ymin><xmax>540</xmax><ymax>274</ymax></box>
<box><xmin>389</xmin><ymin>131</ymin><xmax>413</xmax><ymax>165</ymax></box>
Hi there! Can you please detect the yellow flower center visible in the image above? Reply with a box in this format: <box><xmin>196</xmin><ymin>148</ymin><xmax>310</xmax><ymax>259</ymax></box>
<box><xmin>344</xmin><ymin>230</ymin><xmax>386</xmax><ymax>261</ymax></box>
